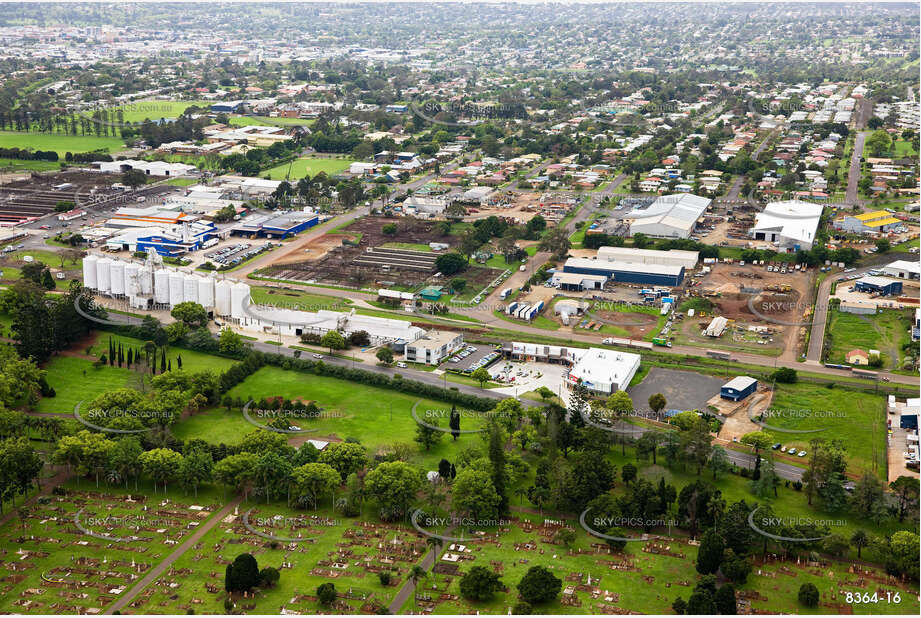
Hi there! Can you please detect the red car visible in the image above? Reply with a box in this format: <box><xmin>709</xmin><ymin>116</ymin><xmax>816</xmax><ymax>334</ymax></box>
<box><xmin>39</xmin><ymin>225</ymin><xmax>50</xmax><ymax>230</ymax></box>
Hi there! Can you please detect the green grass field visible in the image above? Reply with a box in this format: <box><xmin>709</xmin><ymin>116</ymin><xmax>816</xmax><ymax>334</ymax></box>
<box><xmin>249</xmin><ymin>286</ymin><xmax>352</xmax><ymax>311</ymax></box>
<box><xmin>229</xmin><ymin>115</ymin><xmax>315</xmax><ymax>127</ymax></box>
<box><xmin>173</xmin><ymin>366</ymin><xmax>489</xmax><ymax>469</ymax></box>
<box><xmin>757</xmin><ymin>382</ymin><xmax>887</xmax><ymax>477</ymax></box>
<box><xmin>112</xmin><ymin>99</ymin><xmax>214</xmax><ymax>122</ymax></box>
<box><xmin>263</xmin><ymin>157</ymin><xmax>354</xmax><ymax>180</ymax></box>
<box><xmin>0</xmin><ymin>157</ymin><xmax>61</xmax><ymax>171</ymax></box>
<box><xmin>826</xmin><ymin>308</ymin><xmax>914</xmax><ymax>370</ymax></box>
<box><xmin>0</xmin><ymin>130</ymin><xmax>125</xmax><ymax>155</ymax></box>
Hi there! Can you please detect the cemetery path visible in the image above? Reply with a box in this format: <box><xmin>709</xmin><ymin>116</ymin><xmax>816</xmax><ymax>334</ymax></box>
<box><xmin>388</xmin><ymin>529</ymin><xmax>454</xmax><ymax>614</ymax></box>
<box><xmin>105</xmin><ymin>494</ymin><xmax>245</xmax><ymax>614</ymax></box>
<box><xmin>0</xmin><ymin>468</ymin><xmax>72</xmax><ymax>527</ymax></box>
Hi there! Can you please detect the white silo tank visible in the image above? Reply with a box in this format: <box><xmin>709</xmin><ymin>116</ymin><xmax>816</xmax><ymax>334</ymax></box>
<box><xmin>125</xmin><ymin>263</ymin><xmax>140</xmax><ymax>298</ymax></box>
<box><xmin>154</xmin><ymin>269</ymin><xmax>170</xmax><ymax>305</ymax></box>
<box><xmin>96</xmin><ymin>258</ymin><xmax>112</xmax><ymax>293</ymax></box>
<box><xmin>230</xmin><ymin>282</ymin><xmax>250</xmax><ymax>319</ymax></box>
<box><xmin>183</xmin><ymin>274</ymin><xmax>199</xmax><ymax>304</ymax></box>
<box><xmin>110</xmin><ymin>261</ymin><xmax>125</xmax><ymax>296</ymax></box>
<box><xmin>168</xmin><ymin>272</ymin><xmax>184</xmax><ymax>306</ymax></box>
<box><xmin>198</xmin><ymin>276</ymin><xmax>215</xmax><ymax>309</ymax></box>
<box><xmin>83</xmin><ymin>254</ymin><xmax>98</xmax><ymax>289</ymax></box>
<box><xmin>215</xmin><ymin>280</ymin><xmax>232</xmax><ymax>316</ymax></box>
<box><xmin>138</xmin><ymin>263</ymin><xmax>153</xmax><ymax>296</ymax></box>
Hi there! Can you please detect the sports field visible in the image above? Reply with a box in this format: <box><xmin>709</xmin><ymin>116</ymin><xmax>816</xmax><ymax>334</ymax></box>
<box><xmin>110</xmin><ymin>99</ymin><xmax>214</xmax><ymax>122</ymax></box>
<box><xmin>229</xmin><ymin>115</ymin><xmax>315</xmax><ymax>127</ymax></box>
<box><xmin>0</xmin><ymin>130</ymin><xmax>125</xmax><ymax>155</ymax></box>
<box><xmin>263</xmin><ymin>157</ymin><xmax>354</xmax><ymax>180</ymax></box>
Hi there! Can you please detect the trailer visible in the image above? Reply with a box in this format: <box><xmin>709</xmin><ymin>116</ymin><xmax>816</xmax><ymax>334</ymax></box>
<box><xmin>706</xmin><ymin>349</ymin><xmax>732</xmax><ymax>361</ymax></box>
<box><xmin>852</xmin><ymin>369</ymin><xmax>879</xmax><ymax>380</ymax></box>
<box><xmin>506</xmin><ymin>302</ymin><xmax>519</xmax><ymax>315</ymax></box>
<box><xmin>526</xmin><ymin>307</ymin><xmax>538</xmax><ymax>321</ymax></box>
<box><xmin>534</xmin><ymin>300</ymin><xmax>545</xmax><ymax>312</ymax></box>
<box><xmin>823</xmin><ymin>363</ymin><xmax>852</xmax><ymax>371</ymax></box>
<box><xmin>516</xmin><ymin>304</ymin><xmax>531</xmax><ymax>319</ymax></box>
<box><xmin>499</xmin><ymin>288</ymin><xmax>512</xmax><ymax>300</ymax></box>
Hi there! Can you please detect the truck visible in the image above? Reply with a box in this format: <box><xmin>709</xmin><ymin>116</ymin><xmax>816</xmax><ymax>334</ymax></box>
<box><xmin>706</xmin><ymin>349</ymin><xmax>732</xmax><ymax>361</ymax></box>
<box><xmin>852</xmin><ymin>369</ymin><xmax>879</xmax><ymax>380</ymax></box>
<box><xmin>202</xmin><ymin>237</ymin><xmax>219</xmax><ymax>249</ymax></box>
<box><xmin>652</xmin><ymin>337</ymin><xmax>671</xmax><ymax>347</ymax></box>
<box><xmin>499</xmin><ymin>288</ymin><xmax>512</xmax><ymax>300</ymax></box>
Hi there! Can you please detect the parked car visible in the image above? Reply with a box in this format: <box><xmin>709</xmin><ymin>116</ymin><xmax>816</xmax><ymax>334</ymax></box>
<box><xmin>396</xmin><ymin>362</ymin><xmax>407</xmax><ymax>368</ymax></box>
<box><xmin>787</xmin><ymin>447</ymin><xmax>797</xmax><ymax>454</ymax></box>
<box><xmin>797</xmin><ymin>451</ymin><xmax>807</xmax><ymax>457</ymax></box>
<box><xmin>772</xmin><ymin>443</ymin><xmax>782</xmax><ymax>450</ymax></box>
<box><xmin>312</xmin><ymin>353</ymin><xmax>323</xmax><ymax>359</ymax></box>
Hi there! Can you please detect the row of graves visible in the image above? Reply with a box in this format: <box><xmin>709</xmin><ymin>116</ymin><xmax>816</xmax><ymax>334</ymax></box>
<box><xmin>0</xmin><ymin>490</ymin><xmax>217</xmax><ymax>615</ymax></box>
<box><xmin>129</xmin><ymin>508</ymin><xmax>427</xmax><ymax>614</ymax></box>
<box><xmin>742</xmin><ymin>553</ymin><xmax>920</xmax><ymax>615</ymax></box>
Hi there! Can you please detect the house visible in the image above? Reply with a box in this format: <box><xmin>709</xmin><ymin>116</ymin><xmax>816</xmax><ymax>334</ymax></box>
<box><xmin>846</xmin><ymin>349</ymin><xmax>869</xmax><ymax>366</ymax></box>
<box><xmin>720</xmin><ymin>376</ymin><xmax>757</xmax><ymax>402</ymax></box>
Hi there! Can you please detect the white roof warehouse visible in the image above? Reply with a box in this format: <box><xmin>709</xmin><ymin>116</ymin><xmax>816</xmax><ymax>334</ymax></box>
<box><xmin>750</xmin><ymin>200</ymin><xmax>823</xmax><ymax>252</ymax></box>
<box><xmin>625</xmin><ymin>193</ymin><xmax>712</xmax><ymax>239</ymax></box>
<box><xmin>566</xmin><ymin>348</ymin><xmax>642</xmax><ymax>395</ymax></box>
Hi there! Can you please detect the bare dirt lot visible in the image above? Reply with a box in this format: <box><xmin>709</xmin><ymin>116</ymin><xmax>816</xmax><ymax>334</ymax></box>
<box><xmin>261</xmin><ymin>216</ymin><xmax>504</xmax><ymax>291</ymax></box>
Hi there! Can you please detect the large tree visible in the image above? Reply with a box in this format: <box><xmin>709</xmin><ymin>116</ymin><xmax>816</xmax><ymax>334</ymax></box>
<box><xmin>364</xmin><ymin>461</ymin><xmax>423</xmax><ymax>520</ymax></box>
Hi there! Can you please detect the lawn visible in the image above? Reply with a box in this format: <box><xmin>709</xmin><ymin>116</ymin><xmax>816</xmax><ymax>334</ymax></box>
<box><xmin>35</xmin><ymin>332</ymin><xmax>238</xmax><ymax>414</ymax></box>
<box><xmin>172</xmin><ymin>366</ymin><xmax>494</xmax><ymax>469</ymax></box>
<box><xmin>228</xmin><ymin>115</ymin><xmax>315</xmax><ymax>127</ymax></box>
<box><xmin>0</xmin><ymin>157</ymin><xmax>61</xmax><ymax>171</ymax></box>
<box><xmin>111</xmin><ymin>99</ymin><xmax>213</xmax><ymax>122</ymax></box>
<box><xmin>381</xmin><ymin>242</ymin><xmax>432</xmax><ymax>252</ymax></box>
<box><xmin>758</xmin><ymin>382</ymin><xmax>887</xmax><ymax>478</ymax></box>
<box><xmin>492</xmin><ymin>309</ymin><xmax>560</xmax><ymax>331</ymax></box>
<box><xmin>249</xmin><ymin>285</ymin><xmax>352</xmax><ymax>312</ymax></box>
<box><xmin>263</xmin><ymin>157</ymin><xmax>354</xmax><ymax>180</ymax></box>
<box><xmin>0</xmin><ymin>130</ymin><xmax>125</xmax><ymax>155</ymax></box>
<box><xmin>826</xmin><ymin>308</ymin><xmax>914</xmax><ymax>370</ymax></box>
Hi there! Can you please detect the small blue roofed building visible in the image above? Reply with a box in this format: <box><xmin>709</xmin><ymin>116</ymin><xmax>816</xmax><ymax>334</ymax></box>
<box><xmin>720</xmin><ymin>376</ymin><xmax>758</xmax><ymax>401</ymax></box>
<box><xmin>385</xmin><ymin>104</ymin><xmax>409</xmax><ymax>113</ymax></box>
<box><xmin>210</xmin><ymin>100</ymin><xmax>245</xmax><ymax>113</ymax></box>
<box><xmin>419</xmin><ymin>286</ymin><xmax>444</xmax><ymax>301</ymax></box>
<box><xmin>900</xmin><ymin>414</ymin><xmax>918</xmax><ymax>430</ymax></box>
<box><xmin>854</xmin><ymin>276</ymin><xmax>903</xmax><ymax>296</ymax></box>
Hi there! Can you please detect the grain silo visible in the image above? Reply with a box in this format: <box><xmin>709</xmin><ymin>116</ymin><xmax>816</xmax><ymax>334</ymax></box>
<box><xmin>82</xmin><ymin>253</ymin><xmax>98</xmax><ymax>289</ymax></box>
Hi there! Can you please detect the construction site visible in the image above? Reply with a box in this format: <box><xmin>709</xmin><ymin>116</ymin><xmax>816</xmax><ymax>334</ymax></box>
<box><xmin>678</xmin><ymin>262</ymin><xmax>815</xmax><ymax>359</ymax></box>
<box><xmin>258</xmin><ymin>216</ymin><xmax>504</xmax><ymax>292</ymax></box>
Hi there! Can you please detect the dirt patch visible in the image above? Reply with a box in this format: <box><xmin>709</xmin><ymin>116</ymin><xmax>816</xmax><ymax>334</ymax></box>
<box><xmin>593</xmin><ymin>309</ymin><xmax>659</xmax><ymax>338</ymax></box>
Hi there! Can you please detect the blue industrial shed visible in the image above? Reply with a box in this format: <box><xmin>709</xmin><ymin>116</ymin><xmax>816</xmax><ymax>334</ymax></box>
<box><xmin>210</xmin><ymin>101</ymin><xmax>245</xmax><ymax>113</ymax></box>
<box><xmin>563</xmin><ymin>257</ymin><xmax>685</xmax><ymax>286</ymax></box>
<box><xmin>854</xmin><ymin>276</ymin><xmax>903</xmax><ymax>296</ymax></box>
<box><xmin>720</xmin><ymin>376</ymin><xmax>758</xmax><ymax>401</ymax></box>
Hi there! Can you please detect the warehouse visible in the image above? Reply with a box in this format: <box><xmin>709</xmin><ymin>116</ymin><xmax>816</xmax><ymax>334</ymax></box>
<box><xmin>882</xmin><ymin>259</ymin><xmax>921</xmax><ymax>281</ymax></box>
<box><xmin>210</xmin><ymin>100</ymin><xmax>245</xmax><ymax>113</ymax></box>
<box><xmin>854</xmin><ymin>276</ymin><xmax>903</xmax><ymax>296</ymax></box>
<box><xmin>749</xmin><ymin>200</ymin><xmax>822</xmax><ymax>252</ymax></box>
<box><xmin>720</xmin><ymin>376</ymin><xmax>758</xmax><ymax>401</ymax></box>
<box><xmin>625</xmin><ymin>193</ymin><xmax>711</xmax><ymax>239</ymax></box>
<box><xmin>563</xmin><ymin>257</ymin><xmax>685</xmax><ymax>286</ymax></box>
<box><xmin>597</xmin><ymin>246</ymin><xmax>699</xmax><ymax>269</ymax></box>
<box><xmin>833</xmin><ymin>210</ymin><xmax>903</xmax><ymax>234</ymax></box>
<box><xmin>229</xmin><ymin>212</ymin><xmax>319</xmax><ymax>238</ymax></box>
<box><xmin>404</xmin><ymin>330</ymin><xmax>465</xmax><ymax>365</ymax></box>
<box><xmin>565</xmin><ymin>348</ymin><xmax>642</xmax><ymax>395</ymax></box>
<box><xmin>549</xmin><ymin>271</ymin><xmax>608</xmax><ymax>291</ymax></box>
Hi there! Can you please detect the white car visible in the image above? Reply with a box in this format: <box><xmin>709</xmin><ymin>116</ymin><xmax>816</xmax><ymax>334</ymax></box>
<box><xmin>312</xmin><ymin>353</ymin><xmax>323</xmax><ymax>359</ymax></box>
<box><xmin>797</xmin><ymin>451</ymin><xmax>807</xmax><ymax>457</ymax></box>
<box><xmin>396</xmin><ymin>362</ymin><xmax>407</xmax><ymax>368</ymax></box>
<box><xmin>288</xmin><ymin>425</ymin><xmax>301</xmax><ymax>431</ymax></box>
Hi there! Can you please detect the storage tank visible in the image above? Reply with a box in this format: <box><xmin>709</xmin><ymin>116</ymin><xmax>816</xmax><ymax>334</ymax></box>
<box><xmin>110</xmin><ymin>260</ymin><xmax>125</xmax><ymax>296</ymax></box>
<box><xmin>124</xmin><ymin>263</ymin><xmax>140</xmax><ymax>298</ymax></box>
<box><xmin>168</xmin><ymin>272</ymin><xmax>184</xmax><ymax>306</ymax></box>
<box><xmin>154</xmin><ymin>269</ymin><xmax>170</xmax><ymax>305</ymax></box>
<box><xmin>183</xmin><ymin>274</ymin><xmax>199</xmax><ymax>304</ymax></box>
<box><xmin>96</xmin><ymin>258</ymin><xmax>112</xmax><ymax>293</ymax></box>
<box><xmin>230</xmin><ymin>282</ymin><xmax>250</xmax><ymax>319</ymax></box>
<box><xmin>215</xmin><ymin>280</ymin><xmax>232</xmax><ymax>316</ymax></box>
<box><xmin>138</xmin><ymin>263</ymin><xmax>153</xmax><ymax>296</ymax></box>
<box><xmin>198</xmin><ymin>276</ymin><xmax>215</xmax><ymax>309</ymax></box>
<box><xmin>83</xmin><ymin>254</ymin><xmax>98</xmax><ymax>289</ymax></box>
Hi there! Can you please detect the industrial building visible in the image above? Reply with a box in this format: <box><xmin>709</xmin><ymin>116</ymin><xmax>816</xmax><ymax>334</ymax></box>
<box><xmin>108</xmin><ymin>205</ymin><xmax>196</xmax><ymax>229</ymax></box>
<box><xmin>625</xmin><ymin>193</ymin><xmax>711</xmax><ymax>239</ymax></box>
<box><xmin>596</xmin><ymin>246</ymin><xmax>699</xmax><ymax>269</ymax></box>
<box><xmin>95</xmin><ymin>160</ymin><xmax>197</xmax><ymax>177</ymax></box>
<box><xmin>854</xmin><ymin>276</ymin><xmax>903</xmax><ymax>296</ymax></box>
<box><xmin>833</xmin><ymin>210</ymin><xmax>903</xmax><ymax>234</ymax></box>
<box><xmin>720</xmin><ymin>376</ymin><xmax>758</xmax><ymax>401</ymax></box>
<box><xmin>82</xmin><ymin>253</ymin><xmax>426</xmax><ymax>348</ymax></box>
<box><xmin>882</xmin><ymin>260</ymin><xmax>921</xmax><ymax>280</ymax></box>
<box><xmin>565</xmin><ymin>348</ymin><xmax>642</xmax><ymax>395</ymax></box>
<box><xmin>750</xmin><ymin>200</ymin><xmax>822</xmax><ymax>252</ymax></box>
<box><xmin>404</xmin><ymin>331</ymin><xmax>465</xmax><ymax>365</ymax></box>
<box><xmin>549</xmin><ymin>272</ymin><xmax>608</xmax><ymax>291</ymax></box>
<box><xmin>230</xmin><ymin>212</ymin><xmax>319</xmax><ymax>238</ymax></box>
<box><xmin>562</xmin><ymin>257</ymin><xmax>685</xmax><ymax>286</ymax></box>
<box><xmin>105</xmin><ymin>221</ymin><xmax>219</xmax><ymax>256</ymax></box>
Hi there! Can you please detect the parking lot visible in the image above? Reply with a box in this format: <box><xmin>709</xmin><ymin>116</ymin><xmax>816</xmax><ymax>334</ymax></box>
<box><xmin>626</xmin><ymin>367</ymin><xmax>725</xmax><ymax>414</ymax></box>
<box><xmin>488</xmin><ymin>360</ymin><xmax>571</xmax><ymax>403</ymax></box>
<box><xmin>441</xmin><ymin>344</ymin><xmax>501</xmax><ymax>373</ymax></box>
<box><xmin>205</xmin><ymin>241</ymin><xmax>274</xmax><ymax>266</ymax></box>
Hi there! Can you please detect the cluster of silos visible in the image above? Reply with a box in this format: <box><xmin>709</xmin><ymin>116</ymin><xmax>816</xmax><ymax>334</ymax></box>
<box><xmin>81</xmin><ymin>254</ymin><xmax>237</xmax><ymax>314</ymax></box>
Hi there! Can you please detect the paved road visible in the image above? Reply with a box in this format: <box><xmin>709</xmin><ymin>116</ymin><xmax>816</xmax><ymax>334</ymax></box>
<box><xmin>845</xmin><ymin>131</ymin><xmax>867</xmax><ymax>205</ymax></box>
<box><xmin>106</xmin><ymin>495</ymin><xmax>244</xmax><ymax>614</ymax></box>
<box><xmin>386</xmin><ymin>539</ymin><xmax>446</xmax><ymax>614</ymax></box>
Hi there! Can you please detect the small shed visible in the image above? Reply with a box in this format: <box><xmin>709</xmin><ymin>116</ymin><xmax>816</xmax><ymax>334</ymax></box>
<box><xmin>720</xmin><ymin>376</ymin><xmax>758</xmax><ymax>401</ymax></box>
